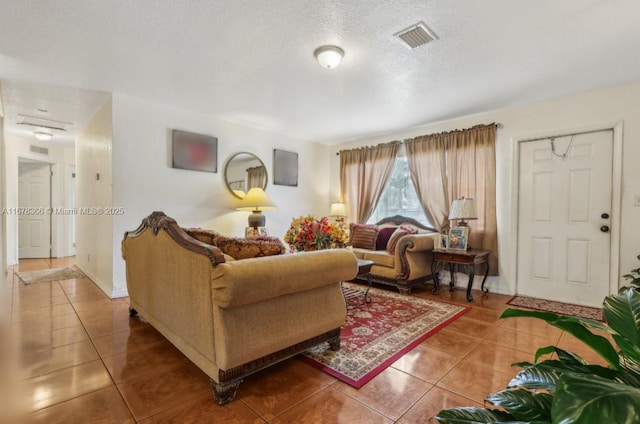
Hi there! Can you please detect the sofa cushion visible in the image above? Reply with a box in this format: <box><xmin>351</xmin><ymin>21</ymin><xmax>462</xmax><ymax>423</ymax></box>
<box><xmin>350</xmin><ymin>247</ymin><xmax>367</xmax><ymax>260</ymax></box>
<box><xmin>362</xmin><ymin>250</ymin><xmax>395</xmax><ymax>268</ymax></box>
<box><xmin>386</xmin><ymin>226</ymin><xmax>414</xmax><ymax>254</ymax></box>
<box><xmin>349</xmin><ymin>223</ymin><xmax>379</xmax><ymax>250</ymax></box>
<box><xmin>375</xmin><ymin>227</ymin><xmax>396</xmax><ymax>251</ymax></box>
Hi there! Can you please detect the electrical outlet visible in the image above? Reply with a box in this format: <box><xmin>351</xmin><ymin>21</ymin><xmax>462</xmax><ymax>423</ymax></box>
<box><xmin>635</xmin><ymin>194</ymin><xmax>640</xmax><ymax>207</ymax></box>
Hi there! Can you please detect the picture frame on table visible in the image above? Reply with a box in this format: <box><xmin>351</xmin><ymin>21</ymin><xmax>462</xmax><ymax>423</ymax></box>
<box><xmin>434</xmin><ymin>233</ymin><xmax>449</xmax><ymax>251</ymax></box>
<box><xmin>245</xmin><ymin>227</ymin><xmax>268</xmax><ymax>238</ymax></box>
<box><xmin>448</xmin><ymin>226</ymin><xmax>469</xmax><ymax>251</ymax></box>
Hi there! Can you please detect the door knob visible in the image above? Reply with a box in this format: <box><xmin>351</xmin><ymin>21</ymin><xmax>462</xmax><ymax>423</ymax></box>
<box><xmin>600</xmin><ymin>225</ymin><xmax>610</xmax><ymax>233</ymax></box>
<box><xmin>601</xmin><ymin>213</ymin><xmax>610</xmax><ymax>219</ymax></box>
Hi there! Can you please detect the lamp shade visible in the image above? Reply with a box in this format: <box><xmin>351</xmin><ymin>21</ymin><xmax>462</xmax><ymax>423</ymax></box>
<box><xmin>314</xmin><ymin>45</ymin><xmax>344</xmax><ymax>69</ymax></box>
<box><xmin>236</xmin><ymin>188</ymin><xmax>276</xmax><ymax>211</ymax></box>
<box><xmin>448</xmin><ymin>197</ymin><xmax>477</xmax><ymax>221</ymax></box>
<box><xmin>329</xmin><ymin>202</ymin><xmax>347</xmax><ymax>217</ymax></box>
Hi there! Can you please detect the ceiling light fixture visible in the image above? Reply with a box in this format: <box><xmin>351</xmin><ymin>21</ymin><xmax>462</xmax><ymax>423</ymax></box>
<box><xmin>314</xmin><ymin>45</ymin><xmax>344</xmax><ymax>69</ymax></box>
<box><xmin>33</xmin><ymin>130</ymin><xmax>53</xmax><ymax>141</ymax></box>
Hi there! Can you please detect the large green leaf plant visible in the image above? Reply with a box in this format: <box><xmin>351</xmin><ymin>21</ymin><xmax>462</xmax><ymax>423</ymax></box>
<box><xmin>433</xmin><ymin>284</ymin><xmax>640</xmax><ymax>423</ymax></box>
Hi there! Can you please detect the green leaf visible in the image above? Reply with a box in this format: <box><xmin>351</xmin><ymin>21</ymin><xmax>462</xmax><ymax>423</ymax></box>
<box><xmin>433</xmin><ymin>407</ymin><xmax>521</xmax><ymax>423</ymax></box>
<box><xmin>508</xmin><ymin>364</ymin><xmax>561</xmax><ymax>391</ymax></box>
<box><xmin>603</xmin><ymin>288</ymin><xmax>640</xmax><ymax>358</ymax></box>
<box><xmin>552</xmin><ymin>373</ymin><xmax>640</xmax><ymax>423</ymax></box>
<box><xmin>553</xmin><ymin>347</ymin><xmax>588</xmax><ymax>364</ymax></box>
<box><xmin>532</xmin><ymin>346</ymin><xmax>586</xmax><ymax>365</ymax></box>
<box><xmin>486</xmin><ymin>389</ymin><xmax>552</xmax><ymax>422</ymax></box>
<box><xmin>500</xmin><ymin>308</ymin><xmax>619</xmax><ymax>369</ymax></box>
<box><xmin>533</xmin><ymin>346</ymin><xmax>556</xmax><ymax>363</ymax></box>
<box><xmin>509</xmin><ymin>360</ymin><xmax>640</xmax><ymax>390</ymax></box>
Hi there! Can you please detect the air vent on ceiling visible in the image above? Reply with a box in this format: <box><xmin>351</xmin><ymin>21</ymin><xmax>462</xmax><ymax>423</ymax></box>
<box><xmin>30</xmin><ymin>145</ymin><xmax>49</xmax><ymax>155</ymax></box>
<box><xmin>394</xmin><ymin>21</ymin><xmax>438</xmax><ymax>49</ymax></box>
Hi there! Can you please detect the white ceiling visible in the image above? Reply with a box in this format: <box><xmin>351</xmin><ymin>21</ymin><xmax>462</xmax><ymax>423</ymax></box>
<box><xmin>1</xmin><ymin>0</ymin><xmax>640</xmax><ymax>146</ymax></box>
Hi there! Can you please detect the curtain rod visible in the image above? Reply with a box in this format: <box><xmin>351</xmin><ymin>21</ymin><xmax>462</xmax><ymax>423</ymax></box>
<box><xmin>336</xmin><ymin>123</ymin><xmax>503</xmax><ymax>155</ymax></box>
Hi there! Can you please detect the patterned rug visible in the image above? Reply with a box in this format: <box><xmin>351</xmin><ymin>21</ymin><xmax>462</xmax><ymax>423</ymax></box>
<box><xmin>300</xmin><ymin>283</ymin><xmax>469</xmax><ymax>388</ymax></box>
<box><xmin>16</xmin><ymin>267</ymin><xmax>85</xmax><ymax>285</ymax></box>
<box><xmin>507</xmin><ymin>295</ymin><xmax>603</xmax><ymax>321</ymax></box>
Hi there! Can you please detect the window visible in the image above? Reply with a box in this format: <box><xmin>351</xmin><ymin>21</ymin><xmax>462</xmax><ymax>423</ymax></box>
<box><xmin>367</xmin><ymin>146</ymin><xmax>432</xmax><ymax>226</ymax></box>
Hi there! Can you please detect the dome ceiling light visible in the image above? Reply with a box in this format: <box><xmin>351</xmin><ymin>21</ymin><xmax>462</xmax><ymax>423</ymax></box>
<box><xmin>34</xmin><ymin>130</ymin><xmax>53</xmax><ymax>141</ymax></box>
<box><xmin>314</xmin><ymin>45</ymin><xmax>344</xmax><ymax>69</ymax></box>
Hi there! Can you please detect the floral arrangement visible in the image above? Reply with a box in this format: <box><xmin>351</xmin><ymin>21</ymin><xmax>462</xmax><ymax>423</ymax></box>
<box><xmin>284</xmin><ymin>215</ymin><xmax>348</xmax><ymax>252</ymax></box>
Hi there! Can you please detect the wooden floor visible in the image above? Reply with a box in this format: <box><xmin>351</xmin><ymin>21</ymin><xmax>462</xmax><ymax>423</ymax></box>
<box><xmin>3</xmin><ymin>258</ymin><xmax>605</xmax><ymax>423</ymax></box>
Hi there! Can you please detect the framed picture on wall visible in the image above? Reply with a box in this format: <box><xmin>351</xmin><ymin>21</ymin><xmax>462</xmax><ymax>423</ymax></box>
<box><xmin>171</xmin><ymin>129</ymin><xmax>218</xmax><ymax>173</ymax></box>
<box><xmin>273</xmin><ymin>149</ymin><xmax>298</xmax><ymax>187</ymax></box>
<box><xmin>448</xmin><ymin>226</ymin><xmax>469</xmax><ymax>251</ymax></box>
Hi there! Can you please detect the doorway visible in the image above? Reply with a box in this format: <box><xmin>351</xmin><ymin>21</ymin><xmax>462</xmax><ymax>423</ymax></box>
<box><xmin>516</xmin><ymin>128</ymin><xmax>619</xmax><ymax>307</ymax></box>
<box><xmin>18</xmin><ymin>159</ymin><xmax>52</xmax><ymax>259</ymax></box>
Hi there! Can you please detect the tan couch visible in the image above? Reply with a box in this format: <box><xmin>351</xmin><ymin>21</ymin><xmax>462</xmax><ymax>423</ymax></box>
<box><xmin>121</xmin><ymin>212</ymin><xmax>357</xmax><ymax>404</ymax></box>
<box><xmin>350</xmin><ymin>216</ymin><xmax>439</xmax><ymax>295</ymax></box>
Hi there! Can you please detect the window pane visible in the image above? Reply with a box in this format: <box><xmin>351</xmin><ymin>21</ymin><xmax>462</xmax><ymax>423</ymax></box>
<box><xmin>367</xmin><ymin>148</ymin><xmax>432</xmax><ymax>226</ymax></box>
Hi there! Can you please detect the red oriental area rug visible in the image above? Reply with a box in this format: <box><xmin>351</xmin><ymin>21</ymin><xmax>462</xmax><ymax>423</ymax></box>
<box><xmin>300</xmin><ymin>283</ymin><xmax>469</xmax><ymax>388</ymax></box>
<box><xmin>507</xmin><ymin>295</ymin><xmax>603</xmax><ymax>321</ymax></box>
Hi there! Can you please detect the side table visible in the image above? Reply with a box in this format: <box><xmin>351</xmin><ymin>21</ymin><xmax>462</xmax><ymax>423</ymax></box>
<box><xmin>431</xmin><ymin>249</ymin><xmax>490</xmax><ymax>302</ymax></box>
<box><xmin>342</xmin><ymin>259</ymin><xmax>375</xmax><ymax>304</ymax></box>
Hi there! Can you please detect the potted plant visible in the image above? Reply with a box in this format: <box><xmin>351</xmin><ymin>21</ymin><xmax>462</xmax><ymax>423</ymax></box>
<box><xmin>433</xmin><ymin>270</ymin><xmax>640</xmax><ymax>423</ymax></box>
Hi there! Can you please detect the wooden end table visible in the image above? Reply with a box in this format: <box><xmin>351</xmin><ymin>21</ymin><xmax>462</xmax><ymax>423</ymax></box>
<box><xmin>431</xmin><ymin>249</ymin><xmax>490</xmax><ymax>302</ymax></box>
<box><xmin>342</xmin><ymin>259</ymin><xmax>375</xmax><ymax>304</ymax></box>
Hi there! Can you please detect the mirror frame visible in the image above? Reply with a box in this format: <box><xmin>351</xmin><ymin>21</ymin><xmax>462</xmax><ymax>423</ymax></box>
<box><xmin>224</xmin><ymin>152</ymin><xmax>268</xmax><ymax>199</ymax></box>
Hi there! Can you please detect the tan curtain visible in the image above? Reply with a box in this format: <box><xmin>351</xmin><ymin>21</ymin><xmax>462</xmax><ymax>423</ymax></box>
<box><xmin>340</xmin><ymin>141</ymin><xmax>401</xmax><ymax>223</ymax></box>
<box><xmin>405</xmin><ymin>136</ymin><xmax>449</xmax><ymax>231</ymax></box>
<box><xmin>405</xmin><ymin>124</ymin><xmax>499</xmax><ymax>275</ymax></box>
<box><xmin>247</xmin><ymin>166</ymin><xmax>266</xmax><ymax>189</ymax></box>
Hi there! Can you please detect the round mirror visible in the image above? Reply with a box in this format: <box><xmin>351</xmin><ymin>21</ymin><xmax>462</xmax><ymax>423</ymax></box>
<box><xmin>224</xmin><ymin>152</ymin><xmax>268</xmax><ymax>199</ymax></box>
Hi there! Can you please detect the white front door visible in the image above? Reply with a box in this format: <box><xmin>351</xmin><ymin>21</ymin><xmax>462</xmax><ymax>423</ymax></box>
<box><xmin>517</xmin><ymin>130</ymin><xmax>613</xmax><ymax>307</ymax></box>
<box><xmin>18</xmin><ymin>161</ymin><xmax>52</xmax><ymax>259</ymax></box>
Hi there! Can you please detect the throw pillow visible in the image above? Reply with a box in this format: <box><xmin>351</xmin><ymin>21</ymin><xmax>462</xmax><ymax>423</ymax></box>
<box><xmin>386</xmin><ymin>226</ymin><xmax>415</xmax><ymax>254</ymax></box>
<box><xmin>213</xmin><ymin>235</ymin><xmax>286</xmax><ymax>260</ymax></box>
<box><xmin>183</xmin><ymin>228</ymin><xmax>286</xmax><ymax>259</ymax></box>
<box><xmin>349</xmin><ymin>223</ymin><xmax>379</xmax><ymax>250</ymax></box>
<box><xmin>183</xmin><ymin>228</ymin><xmax>220</xmax><ymax>246</ymax></box>
<box><xmin>375</xmin><ymin>227</ymin><xmax>396</xmax><ymax>251</ymax></box>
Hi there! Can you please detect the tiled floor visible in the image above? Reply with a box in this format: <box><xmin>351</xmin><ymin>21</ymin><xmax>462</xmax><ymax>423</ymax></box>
<box><xmin>3</xmin><ymin>258</ymin><xmax>604</xmax><ymax>423</ymax></box>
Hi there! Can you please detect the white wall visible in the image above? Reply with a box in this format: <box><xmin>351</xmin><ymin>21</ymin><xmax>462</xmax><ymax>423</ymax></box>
<box><xmin>0</xmin><ymin>102</ymin><xmax>5</xmax><ymax>276</ymax></box>
<box><xmin>109</xmin><ymin>93</ymin><xmax>331</xmax><ymax>297</ymax></box>
<box><xmin>329</xmin><ymin>82</ymin><xmax>640</xmax><ymax>296</ymax></box>
<box><xmin>75</xmin><ymin>97</ymin><xmax>114</xmax><ymax>296</ymax></box>
<box><xmin>3</xmin><ymin>134</ymin><xmax>74</xmax><ymax>265</ymax></box>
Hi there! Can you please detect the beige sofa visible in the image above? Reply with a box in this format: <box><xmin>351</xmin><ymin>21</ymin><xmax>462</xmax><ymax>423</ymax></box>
<box><xmin>350</xmin><ymin>216</ymin><xmax>439</xmax><ymax>295</ymax></box>
<box><xmin>121</xmin><ymin>212</ymin><xmax>357</xmax><ymax>404</ymax></box>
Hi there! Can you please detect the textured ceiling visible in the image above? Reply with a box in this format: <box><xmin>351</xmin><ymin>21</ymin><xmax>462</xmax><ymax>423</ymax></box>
<box><xmin>1</xmin><ymin>0</ymin><xmax>640</xmax><ymax>145</ymax></box>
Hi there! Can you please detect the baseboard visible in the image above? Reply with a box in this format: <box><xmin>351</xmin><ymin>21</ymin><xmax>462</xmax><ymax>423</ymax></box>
<box><xmin>437</xmin><ymin>272</ymin><xmax>510</xmax><ymax>296</ymax></box>
<box><xmin>110</xmin><ymin>287</ymin><xmax>129</xmax><ymax>298</ymax></box>
<box><xmin>75</xmin><ymin>265</ymin><xmax>128</xmax><ymax>299</ymax></box>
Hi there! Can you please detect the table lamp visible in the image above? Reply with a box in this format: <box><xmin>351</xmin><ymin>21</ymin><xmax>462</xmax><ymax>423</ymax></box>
<box><xmin>448</xmin><ymin>197</ymin><xmax>477</xmax><ymax>250</ymax></box>
<box><xmin>448</xmin><ymin>197</ymin><xmax>477</xmax><ymax>227</ymax></box>
<box><xmin>329</xmin><ymin>202</ymin><xmax>347</xmax><ymax>227</ymax></box>
<box><xmin>237</xmin><ymin>188</ymin><xmax>276</xmax><ymax>228</ymax></box>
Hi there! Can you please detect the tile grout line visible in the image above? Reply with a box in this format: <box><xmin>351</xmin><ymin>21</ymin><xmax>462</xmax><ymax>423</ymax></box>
<box><xmin>63</xmin><ymin>275</ymin><xmax>139</xmax><ymax>421</ymax></box>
